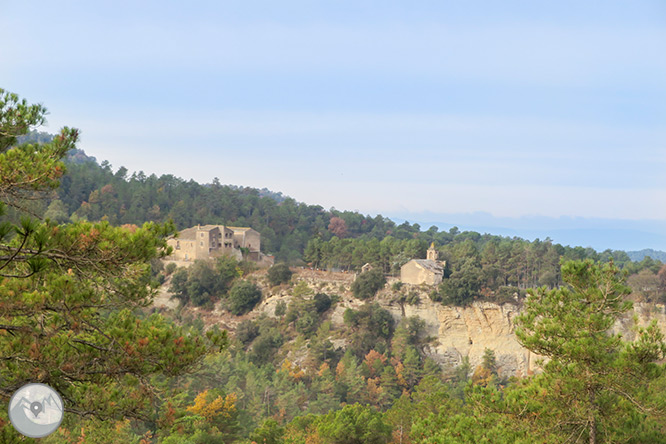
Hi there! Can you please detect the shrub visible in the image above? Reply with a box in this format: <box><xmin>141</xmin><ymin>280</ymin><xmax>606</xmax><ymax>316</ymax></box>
<box><xmin>165</xmin><ymin>262</ymin><xmax>177</xmax><ymax>276</ymax></box>
<box><xmin>313</xmin><ymin>293</ymin><xmax>332</xmax><ymax>313</ymax></box>
<box><xmin>150</xmin><ymin>258</ymin><xmax>164</xmax><ymax>277</ymax></box>
<box><xmin>154</xmin><ymin>273</ymin><xmax>166</xmax><ymax>285</ymax></box>
<box><xmin>343</xmin><ymin>303</ymin><xmax>395</xmax><ymax>358</ymax></box>
<box><xmin>492</xmin><ymin>286</ymin><xmax>523</xmax><ymax>304</ymax></box>
<box><xmin>351</xmin><ymin>269</ymin><xmax>386</xmax><ymax>300</ymax></box>
<box><xmin>170</xmin><ymin>268</ymin><xmax>190</xmax><ymax>305</ymax></box>
<box><xmin>437</xmin><ymin>264</ymin><xmax>483</xmax><ymax>306</ymax></box>
<box><xmin>285</xmin><ymin>304</ymin><xmax>299</xmax><ymax>323</ymax></box>
<box><xmin>250</xmin><ymin>330</ymin><xmax>283</xmax><ymax>365</ymax></box>
<box><xmin>216</xmin><ymin>256</ymin><xmax>241</xmax><ymax>285</ymax></box>
<box><xmin>292</xmin><ymin>280</ymin><xmax>313</xmax><ymax>297</ymax></box>
<box><xmin>236</xmin><ymin>319</ymin><xmax>260</xmax><ymax>345</ymax></box>
<box><xmin>295</xmin><ymin>311</ymin><xmax>318</xmax><ymax>337</ymax></box>
<box><xmin>227</xmin><ymin>281</ymin><xmax>262</xmax><ymax>315</ymax></box>
<box><xmin>405</xmin><ymin>290</ymin><xmax>420</xmax><ymax>305</ymax></box>
<box><xmin>267</xmin><ymin>263</ymin><xmax>292</xmax><ymax>286</ymax></box>
<box><xmin>168</xmin><ymin>259</ymin><xmax>239</xmax><ymax>307</ymax></box>
<box><xmin>274</xmin><ymin>300</ymin><xmax>287</xmax><ymax>317</ymax></box>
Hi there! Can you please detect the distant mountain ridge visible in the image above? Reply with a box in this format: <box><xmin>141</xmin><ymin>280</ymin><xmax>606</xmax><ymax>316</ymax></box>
<box><xmin>387</xmin><ymin>212</ymin><xmax>666</xmax><ymax>253</ymax></box>
<box><xmin>627</xmin><ymin>249</ymin><xmax>666</xmax><ymax>263</ymax></box>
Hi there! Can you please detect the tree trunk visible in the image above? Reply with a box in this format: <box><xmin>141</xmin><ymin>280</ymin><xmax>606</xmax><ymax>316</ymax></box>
<box><xmin>589</xmin><ymin>414</ymin><xmax>596</xmax><ymax>444</ymax></box>
<box><xmin>588</xmin><ymin>390</ymin><xmax>597</xmax><ymax>444</ymax></box>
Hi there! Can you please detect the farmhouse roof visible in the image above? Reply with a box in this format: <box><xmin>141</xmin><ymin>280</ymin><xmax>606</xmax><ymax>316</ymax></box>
<box><xmin>411</xmin><ymin>259</ymin><xmax>444</xmax><ymax>274</ymax></box>
<box><xmin>176</xmin><ymin>225</ymin><xmax>219</xmax><ymax>240</ymax></box>
<box><xmin>227</xmin><ymin>227</ymin><xmax>253</xmax><ymax>232</ymax></box>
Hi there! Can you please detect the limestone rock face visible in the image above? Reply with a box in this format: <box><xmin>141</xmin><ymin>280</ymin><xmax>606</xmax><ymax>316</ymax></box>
<box><xmin>375</xmin><ymin>298</ymin><xmax>533</xmax><ymax>378</ymax></box>
<box><xmin>374</xmin><ymin>297</ymin><xmax>666</xmax><ymax>378</ymax></box>
<box><xmin>156</xmin><ymin>268</ymin><xmax>666</xmax><ymax>379</ymax></box>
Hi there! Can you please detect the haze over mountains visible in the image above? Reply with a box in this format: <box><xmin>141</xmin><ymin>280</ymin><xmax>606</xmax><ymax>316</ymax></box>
<box><xmin>388</xmin><ymin>211</ymin><xmax>666</xmax><ymax>254</ymax></box>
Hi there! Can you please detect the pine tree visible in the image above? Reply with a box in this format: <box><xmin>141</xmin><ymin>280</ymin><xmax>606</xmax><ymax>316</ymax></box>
<box><xmin>402</xmin><ymin>347</ymin><xmax>422</xmax><ymax>390</ymax></box>
<box><xmin>512</xmin><ymin>260</ymin><xmax>666</xmax><ymax>443</ymax></box>
<box><xmin>0</xmin><ymin>89</ymin><xmax>225</xmax><ymax>433</ymax></box>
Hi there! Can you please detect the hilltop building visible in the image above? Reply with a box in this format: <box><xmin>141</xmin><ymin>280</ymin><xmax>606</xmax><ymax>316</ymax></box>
<box><xmin>400</xmin><ymin>243</ymin><xmax>446</xmax><ymax>285</ymax></box>
<box><xmin>166</xmin><ymin>224</ymin><xmax>273</xmax><ymax>266</ymax></box>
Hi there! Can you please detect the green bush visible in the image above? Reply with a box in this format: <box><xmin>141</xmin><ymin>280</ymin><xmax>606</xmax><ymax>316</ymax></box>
<box><xmin>295</xmin><ymin>311</ymin><xmax>318</xmax><ymax>337</ymax></box>
<box><xmin>236</xmin><ymin>319</ymin><xmax>260</xmax><ymax>345</ymax></box>
<box><xmin>405</xmin><ymin>291</ymin><xmax>420</xmax><ymax>305</ymax></box>
<box><xmin>267</xmin><ymin>263</ymin><xmax>292</xmax><ymax>286</ymax></box>
<box><xmin>165</xmin><ymin>262</ymin><xmax>177</xmax><ymax>276</ymax></box>
<box><xmin>285</xmin><ymin>302</ymin><xmax>299</xmax><ymax>323</ymax></box>
<box><xmin>154</xmin><ymin>273</ymin><xmax>166</xmax><ymax>285</ymax></box>
<box><xmin>314</xmin><ymin>293</ymin><xmax>332</xmax><ymax>313</ymax></box>
<box><xmin>150</xmin><ymin>257</ymin><xmax>164</xmax><ymax>277</ymax></box>
<box><xmin>250</xmin><ymin>330</ymin><xmax>283</xmax><ymax>365</ymax></box>
<box><xmin>351</xmin><ymin>269</ymin><xmax>386</xmax><ymax>300</ymax></box>
<box><xmin>343</xmin><ymin>303</ymin><xmax>395</xmax><ymax>358</ymax></box>
<box><xmin>227</xmin><ymin>281</ymin><xmax>262</xmax><ymax>315</ymax></box>
<box><xmin>274</xmin><ymin>300</ymin><xmax>287</xmax><ymax>317</ymax></box>
<box><xmin>168</xmin><ymin>259</ymin><xmax>239</xmax><ymax>307</ymax></box>
<box><xmin>169</xmin><ymin>268</ymin><xmax>190</xmax><ymax>305</ymax></box>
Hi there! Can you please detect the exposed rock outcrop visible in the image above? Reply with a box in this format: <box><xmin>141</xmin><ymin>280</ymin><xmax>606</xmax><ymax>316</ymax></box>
<box><xmin>377</xmin><ymin>296</ymin><xmax>666</xmax><ymax>378</ymax></box>
<box><xmin>155</xmin><ymin>268</ymin><xmax>666</xmax><ymax>379</ymax></box>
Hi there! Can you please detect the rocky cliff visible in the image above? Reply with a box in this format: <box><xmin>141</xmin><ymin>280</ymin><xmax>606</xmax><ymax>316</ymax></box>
<box><xmin>157</xmin><ymin>268</ymin><xmax>666</xmax><ymax>378</ymax></box>
<box><xmin>377</xmin><ymin>296</ymin><xmax>666</xmax><ymax>378</ymax></box>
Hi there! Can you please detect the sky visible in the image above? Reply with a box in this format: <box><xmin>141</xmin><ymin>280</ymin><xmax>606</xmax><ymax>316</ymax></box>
<box><xmin>1</xmin><ymin>1</ymin><xmax>665</xmax><ymax>251</ymax></box>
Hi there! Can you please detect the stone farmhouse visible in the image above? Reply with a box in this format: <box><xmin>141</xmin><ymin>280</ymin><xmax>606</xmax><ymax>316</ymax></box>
<box><xmin>166</xmin><ymin>224</ymin><xmax>273</xmax><ymax>266</ymax></box>
<box><xmin>400</xmin><ymin>243</ymin><xmax>446</xmax><ymax>285</ymax></box>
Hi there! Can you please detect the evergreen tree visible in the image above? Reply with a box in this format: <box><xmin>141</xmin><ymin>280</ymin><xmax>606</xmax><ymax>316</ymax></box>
<box><xmin>267</xmin><ymin>263</ymin><xmax>292</xmax><ymax>286</ymax></box>
<box><xmin>317</xmin><ymin>403</ymin><xmax>392</xmax><ymax>444</ymax></box>
<box><xmin>227</xmin><ymin>281</ymin><xmax>262</xmax><ymax>315</ymax></box>
<box><xmin>351</xmin><ymin>268</ymin><xmax>386</xmax><ymax>300</ymax></box>
<box><xmin>379</xmin><ymin>365</ymin><xmax>401</xmax><ymax>408</ymax></box>
<box><xmin>402</xmin><ymin>347</ymin><xmax>422</xmax><ymax>390</ymax></box>
<box><xmin>0</xmin><ymin>89</ymin><xmax>225</xmax><ymax>436</ymax></box>
<box><xmin>511</xmin><ymin>260</ymin><xmax>666</xmax><ymax>443</ymax></box>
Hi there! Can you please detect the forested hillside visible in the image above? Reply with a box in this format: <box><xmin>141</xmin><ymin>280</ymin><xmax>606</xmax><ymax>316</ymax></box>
<box><xmin>1</xmin><ymin>93</ymin><xmax>666</xmax><ymax>443</ymax></box>
<box><xmin>18</xmin><ymin>132</ymin><xmax>659</xmax><ymax>308</ymax></box>
<box><xmin>15</xmin><ymin>131</ymin><xmax>659</xmax><ymax>274</ymax></box>
<box><xmin>33</xmin><ymin>143</ymin><xmax>402</xmax><ymax>263</ymax></box>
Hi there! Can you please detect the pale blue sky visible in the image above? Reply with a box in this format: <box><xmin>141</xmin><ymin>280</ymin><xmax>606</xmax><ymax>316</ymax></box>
<box><xmin>1</xmin><ymin>1</ymin><xmax>665</xmax><ymax>250</ymax></box>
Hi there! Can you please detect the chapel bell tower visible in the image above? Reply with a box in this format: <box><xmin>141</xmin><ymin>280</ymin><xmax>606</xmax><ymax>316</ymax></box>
<box><xmin>427</xmin><ymin>242</ymin><xmax>438</xmax><ymax>261</ymax></box>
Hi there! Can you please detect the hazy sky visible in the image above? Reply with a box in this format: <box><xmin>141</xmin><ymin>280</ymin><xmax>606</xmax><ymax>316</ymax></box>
<box><xmin>2</xmin><ymin>1</ymin><xmax>665</xmax><ymax>248</ymax></box>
